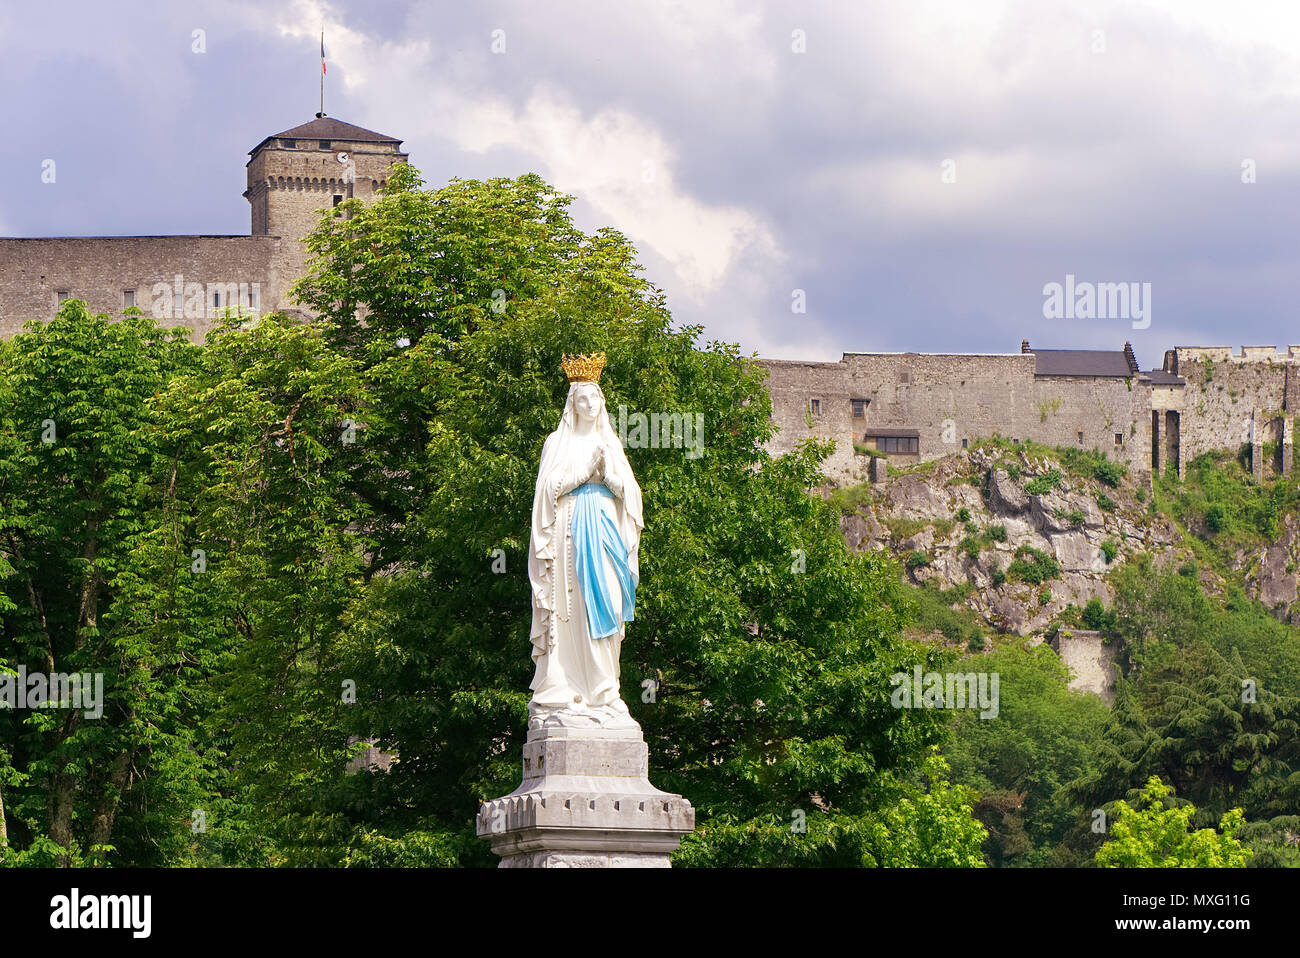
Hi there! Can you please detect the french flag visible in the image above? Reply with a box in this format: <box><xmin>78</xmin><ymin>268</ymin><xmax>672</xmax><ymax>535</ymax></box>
<box><xmin>321</xmin><ymin>33</ymin><xmax>326</xmax><ymax>75</ymax></box>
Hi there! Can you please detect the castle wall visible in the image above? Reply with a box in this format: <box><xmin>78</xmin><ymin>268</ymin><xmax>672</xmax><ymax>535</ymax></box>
<box><xmin>1026</xmin><ymin>377</ymin><xmax>1151</xmax><ymax>473</ymax></box>
<box><xmin>1050</xmin><ymin>630</ymin><xmax>1117</xmax><ymax>703</ymax></box>
<box><xmin>758</xmin><ymin>353</ymin><xmax>1151</xmax><ymax>482</ymax></box>
<box><xmin>0</xmin><ymin>236</ymin><xmax>284</xmax><ymax>341</ymax></box>
<box><xmin>843</xmin><ymin>353</ymin><xmax>1036</xmax><ymax>462</ymax></box>
<box><xmin>760</xmin><ymin>358</ymin><xmax>865</xmax><ymax>482</ymax></box>
<box><xmin>1169</xmin><ymin>347</ymin><xmax>1298</xmax><ymax>465</ymax></box>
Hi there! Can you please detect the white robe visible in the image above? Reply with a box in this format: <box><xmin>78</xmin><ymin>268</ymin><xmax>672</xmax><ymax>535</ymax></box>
<box><xmin>527</xmin><ymin>388</ymin><xmax>643</xmax><ymax>721</ymax></box>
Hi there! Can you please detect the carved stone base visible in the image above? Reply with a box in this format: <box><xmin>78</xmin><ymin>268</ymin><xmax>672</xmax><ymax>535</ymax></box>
<box><xmin>500</xmin><ymin>850</ymin><xmax>670</xmax><ymax>868</ymax></box>
<box><xmin>477</xmin><ymin>725</ymin><xmax>695</xmax><ymax>868</ymax></box>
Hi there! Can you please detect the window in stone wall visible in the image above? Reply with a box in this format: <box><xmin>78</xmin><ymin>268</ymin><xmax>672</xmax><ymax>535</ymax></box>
<box><xmin>320</xmin><ymin>140</ymin><xmax>331</xmax><ymax>150</ymax></box>
<box><xmin>874</xmin><ymin>436</ymin><xmax>919</xmax><ymax>454</ymax></box>
<box><xmin>283</xmin><ymin>139</ymin><xmax>297</xmax><ymax>148</ymax></box>
<box><xmin>333</xmin><ymin>194</ymin><xmax>344</xmax><ymax>217</ymax></box>
<box><xmin>851</xmin><ymin>399</ymin><xmax>868</xmax><ymax>419</ymax></box>
<box><xmin>962</xmin><ymin>438</ymin><xmax>968</xmax><ymax>449</ymax></box>
<box><xmin>899</xmin><ymin>370</ymin><xmax>911</xmax><ymax>384</ymax></box>
<box><xmin>122</xmin><ymin>289</ymin><xmax>135</xmax><ymax>308</ymax></box>
<box><xmin>809</xmin><ymin>398</ymin><xmax>821</xmax><ymax>416</ymax></box>
<box><xmin>1114</xmin><ymin>433</ymin><xmax>1123</xmax><ymax>446</ymax></box>
<box><xmin>866</xmin><ymin>432</ymin><xmax>919</xmax><ymax>454</ymax></box>
<box><xmin>1077</xmin><ymin>431</ymin><xmax>1084</xmax><ymax>444</ymax></box>
<box><xmin>212</xmin><ymin>290</ymin><xmax>223</xmax><ymax>308</ymax></box>
<box><xmin>56</xmin><ymin>291</ymin><xmax>70</xmax><ymax>304</ymax></box>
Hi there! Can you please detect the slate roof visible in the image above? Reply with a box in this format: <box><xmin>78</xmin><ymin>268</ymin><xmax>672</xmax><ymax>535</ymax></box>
<box><xmin>1145</xmin><ymin>369</ymin><xmax>1185</xmax><ymax>385</ymax></box>
<box><xmin>1032</xmin><ymin>349</ymin><xmax>1134</xmax><ymax>378</ymax></box>
<box><xmin>249</xmin><ymin>117</ymin><xmax>402</xmax><ymax>155</ymax></box>
<box><xmin>863</xmin><ymin>427</ymin><xmax>920</xmax><ymax>438</ymax></box>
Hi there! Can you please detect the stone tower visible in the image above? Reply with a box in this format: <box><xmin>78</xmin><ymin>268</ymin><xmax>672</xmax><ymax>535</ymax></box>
<box><xmin>244</xmin><ymin>116</ymin><xmax>408</xmax><ymax>311</ymax></box>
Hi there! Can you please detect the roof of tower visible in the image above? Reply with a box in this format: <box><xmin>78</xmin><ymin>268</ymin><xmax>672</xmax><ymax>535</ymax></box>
<box><xmin>248</xmin><ymin>117</ymin><xmax>403</xmax><ymax>156</ymax></box>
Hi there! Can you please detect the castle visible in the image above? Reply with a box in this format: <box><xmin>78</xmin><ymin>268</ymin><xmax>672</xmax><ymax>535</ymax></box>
<box><xmin>759</xmin><ymin>341</ymin><xmax>1299</xmax><ymax>485</ymax></box>
<box><xmin>0</xmin><ymin>115</ymin><xmax>408</xmax><ymax>341</ymax></box>
<box><xmin>1</xmin><ymin>114</ymin><xmax>1294</xmax><ymax>486</ymax></box>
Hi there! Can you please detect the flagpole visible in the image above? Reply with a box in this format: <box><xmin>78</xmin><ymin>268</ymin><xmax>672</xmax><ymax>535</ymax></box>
<box><xmin>319</xmin><ymin>30</ymin><xmax>325</xmax><ymax>117</ymax></box>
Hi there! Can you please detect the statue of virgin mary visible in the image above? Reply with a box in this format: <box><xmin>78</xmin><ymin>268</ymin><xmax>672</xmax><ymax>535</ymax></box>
<box><xmin>527</xmin><ymin>353</ymin><xmax>643</xmax><ymax>730</ymax></box>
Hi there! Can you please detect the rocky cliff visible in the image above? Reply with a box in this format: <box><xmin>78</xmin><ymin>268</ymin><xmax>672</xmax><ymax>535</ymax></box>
<box><xmin>838</xmin><ymin>441</ymin><xmax>1300</xmax><ymax>642</ymax></box>
<box><xmin>835</xmin><ymin>444</ymin><xmax>1188</xmax><ymax>637</ymax></box>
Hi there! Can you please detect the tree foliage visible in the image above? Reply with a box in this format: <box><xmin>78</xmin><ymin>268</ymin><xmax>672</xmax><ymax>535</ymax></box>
<box><xmin>0</xmin><ymin>168</ymin><xmax>985</xmax><ymax>868</ymax></box>
<box><xmin>942</xmin><ymin>642</ymin><xmax>1110</xmax><ymax>867</ymax></box>
<box><xmin>1095</xmin><ymin>776</ymin><xmax>1251</xmax><ymax>868</ymax></box>
<box><xmin>0</xmin><ymin>304</ymin><xmax>215</xmax><ymax>866</ymax></box>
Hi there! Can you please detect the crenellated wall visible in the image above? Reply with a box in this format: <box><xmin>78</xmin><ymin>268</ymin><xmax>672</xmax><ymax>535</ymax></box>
<box><xmin>0</xmin><ymin>116</ymin><xmax>407</xmax><ymax>341</ymax></box>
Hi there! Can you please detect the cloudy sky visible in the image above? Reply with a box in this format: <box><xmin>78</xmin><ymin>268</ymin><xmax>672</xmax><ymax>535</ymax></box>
<box><xmin>3</xmin><ymin>0</ymin><xmax>1299</xmax><ymax>369</ymax></box>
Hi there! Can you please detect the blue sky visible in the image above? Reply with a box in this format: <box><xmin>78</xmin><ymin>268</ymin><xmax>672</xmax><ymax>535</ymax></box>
<box><xmin>3</xmin><ymin>0</ymin><xmax>1299</xmax><ymax>369</ymax></box>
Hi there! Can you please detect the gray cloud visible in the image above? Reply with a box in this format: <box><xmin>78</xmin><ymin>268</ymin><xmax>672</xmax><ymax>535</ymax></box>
<box><xmin>3</xmin><ymin>0</ymin><xmax>1298</xmax><ymax>368</ymax></box>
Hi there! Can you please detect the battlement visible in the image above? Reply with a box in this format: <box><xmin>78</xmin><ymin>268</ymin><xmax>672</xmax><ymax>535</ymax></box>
<box><xmin>0</xmin><ymin>114</ymin><xmax>407</xmax><ymax>340</ymax></box>
<box><xmin>1173</xmin><ymin>345</ymin><xmax>1300</xmax><ymax>366</ymax></box>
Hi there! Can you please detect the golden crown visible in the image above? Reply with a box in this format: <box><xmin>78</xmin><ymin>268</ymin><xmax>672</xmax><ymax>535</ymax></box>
<box><xmin>561</xmin><ymin>352</ymin><xmax>606</xmax><ymax>383</ymax></box>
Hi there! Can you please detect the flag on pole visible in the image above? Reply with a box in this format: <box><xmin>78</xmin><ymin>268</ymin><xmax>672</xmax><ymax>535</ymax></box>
<box><xmin>321</xmin><ymin>32</ymin><xmax>327</xmax><ymax>75</ymax></box>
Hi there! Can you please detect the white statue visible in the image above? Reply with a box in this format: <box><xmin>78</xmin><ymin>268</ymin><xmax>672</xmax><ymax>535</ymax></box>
<box><xmin>527</xmin><ymin>353</ymin><xmax>643</xmax><ymax>730</ymax></box>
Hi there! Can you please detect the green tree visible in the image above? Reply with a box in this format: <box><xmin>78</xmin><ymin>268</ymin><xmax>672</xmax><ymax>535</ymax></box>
<box><xmin>673</xmin><ymin>751</ymin><xmax>987</xmax><ymax>867</ymax></box>
<box><xmin>942</xmin><ymin>643</ymin><xmax>1109</xmax><ymax>867</ymax></box>
<box><xmin>1095</xmin><ymin>776</ymin><xmax>1251</xmax><ymax>867</ymax></box>
<box><xmin>0</xmin><ymin>303</ymin><xmax>217</xmax><ymax>866</ymax></box>
<box><xmin>1073</xmin><ymin>562</ymin><xmax>1300</xmax><ymax>867</ymax></box>
<box><xmin>1111</xmin><ymin>555</ymin><xmax>1213</xmax><ymax>673</ymax></box>
<box><xmin>149</xmin><ymin>313</ymin><xmax>380</xmax><ymax>865</ymax></box>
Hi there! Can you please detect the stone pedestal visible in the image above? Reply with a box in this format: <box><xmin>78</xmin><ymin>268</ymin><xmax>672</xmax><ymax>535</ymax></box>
<box><xmin>477</xmin><ymin>725</ymin><xmax>695</xmax><ymax>868</ymax></box>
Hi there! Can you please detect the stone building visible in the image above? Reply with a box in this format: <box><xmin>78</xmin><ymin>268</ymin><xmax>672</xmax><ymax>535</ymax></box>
<box><xmin>2</xmin><ymin>114</ymin><xmax>1294</xmax><ymax>488</ymax></box>
<box><xmin>1049</xmin><ymin>630</ymin><xmax>1118</xmax><ymax>703</ymax></box>
<box><xmin>760</xmin><ymin>339</ymin><xmax>1299</xmax><ymax>485</ymax></box>
<box><xmin>0</xmin><ymin>115</ymin><xmax>408</xmax><ymax>341</ymax></box>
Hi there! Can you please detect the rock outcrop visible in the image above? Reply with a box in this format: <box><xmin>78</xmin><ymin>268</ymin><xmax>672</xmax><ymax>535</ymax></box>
<box><xmin>989</xmin><ymin>469</ymin><xmax>1028</xmax><ymax>515</ymax></box>
<box><xmin>1247</xmin><ymin>513</ymin><xmax>1300</xmax><ymax>622</ymax></box>
<box><xmin>838</xmin><ymin>445</ymin><xmax>1184</xmax><ymax>636</ymax></box>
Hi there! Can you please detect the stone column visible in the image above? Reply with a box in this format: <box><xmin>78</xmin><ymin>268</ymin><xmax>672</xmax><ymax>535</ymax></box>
<box><xmin>1283</xmin><ymin>417</ymin><xmax>1293</xmax><ymax>476</ymax></box>
<box><xmin>1251</xmin><ymin>411</ymin><xmax>1264</xmax><ymax>482</ymax></box>
<box><xmin>1150</xmin><ymin>412</ymin><xmax>1161</xmax><ymax>477</ymax></box>
<box><xmin>477</xmin><ymin>725</ymin><xmax>695</xmax><ymax>868</ymax></box>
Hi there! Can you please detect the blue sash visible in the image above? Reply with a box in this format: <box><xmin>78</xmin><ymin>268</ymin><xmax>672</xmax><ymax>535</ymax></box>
<box><xmin>567</xmin><ymin>482</ymin><xmax>637</xmax><ymax>639</ymax></box>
